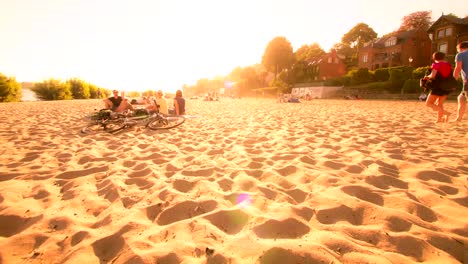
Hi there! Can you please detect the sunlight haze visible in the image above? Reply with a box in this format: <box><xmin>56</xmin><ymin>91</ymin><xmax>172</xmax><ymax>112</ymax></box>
<box><xmin>0</xmin><ymin>0</ymin><xmax>467</xmax><ymax>93</ymax></box>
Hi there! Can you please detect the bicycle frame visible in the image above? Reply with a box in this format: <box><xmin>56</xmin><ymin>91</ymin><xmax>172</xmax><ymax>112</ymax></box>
<box><xmin>81</xmin><ymin>110</ymin><xmax>185</xmax><ymax>134</ymax></box>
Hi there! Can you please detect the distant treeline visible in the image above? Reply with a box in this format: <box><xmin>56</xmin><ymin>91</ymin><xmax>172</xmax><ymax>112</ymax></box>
<box><xmin>0</xmin><ymin>74</ymin><xmax>113</xmax><ymax>102</ymax></box>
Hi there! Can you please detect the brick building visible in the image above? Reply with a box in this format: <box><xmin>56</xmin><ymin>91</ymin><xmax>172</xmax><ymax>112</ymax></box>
<box><xmin>358</xmin><ymin>29</ymin><xmax>432</xmax><ymax>70</ymax></box>
<box><xmin>308</xmin><ymin>49</ymin><xmax>347</xmax><ymax>80</ymax></box>
<box><xmin>427</xmin><ymin>15</ymin><xmax>468</xmax><ymax>62</ymax></box>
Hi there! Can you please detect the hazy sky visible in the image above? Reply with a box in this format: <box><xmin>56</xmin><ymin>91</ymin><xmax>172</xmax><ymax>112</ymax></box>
<box><xmin>1</xmin><ymin>0</ymin><xmax>467</xmax><ymax>92</ymax></box>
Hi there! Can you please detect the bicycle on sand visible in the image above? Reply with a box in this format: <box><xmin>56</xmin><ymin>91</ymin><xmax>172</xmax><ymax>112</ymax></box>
<box><xmin>81</xmin><ymin>108</ymin><xmax>185</xmax><ymax>134</ymax></box>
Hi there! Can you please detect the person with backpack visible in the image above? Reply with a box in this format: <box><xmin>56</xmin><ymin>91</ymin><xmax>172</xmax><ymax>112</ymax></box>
<box><xmin>422</xmin><ymin>52</ymin><xmax>454</xmax><ymax>123</ymax></box>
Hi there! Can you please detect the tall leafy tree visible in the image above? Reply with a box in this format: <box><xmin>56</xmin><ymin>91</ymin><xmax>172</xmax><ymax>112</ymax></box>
<box><xmin>261</xmin><ymin>37</ymin><xmax>295</xmax><ymax>78</ymax></box>
<box><xmin>293</xmin><ymin>43</ymin><xmax>326</xmax><ymax>84</ymax></box>
<box><xmin>0</xmin><ymin>73</ymin><xmax>22</xmax><ymax>102</ymax></box>
<box><xmin>342</xmin><ymin>23</ymin><xmax>377</xmax><ymax>50</ymax></box>
<box><xmin>332</xmin><ymin>42</ymin><xmax>357</xmax><ymax>70</ymax></box>
<box><xmin>294</xmin><ymin>43</ymin><xmax>325</xmax><ymax>62</ymax></box>
<box><xmin>398</xmin><ymin>11</ymin><xmax>432</xmax><ymax>31</ymax></box>
<box><xmin>341</xmin><ymin>23</ymin><xmax>377</xmax><ymax>69</ymax></box>
<box><xmin>231</xmin><ymin>66</ymin><xmax>264</xmax><ymax>95</ymax></box>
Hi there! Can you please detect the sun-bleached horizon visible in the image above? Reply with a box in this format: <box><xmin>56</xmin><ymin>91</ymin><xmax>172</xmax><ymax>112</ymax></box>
<box><xmin>0</xmin><ymin>0</ymin><xmax>467</xmax><ymax>93</ymax></box>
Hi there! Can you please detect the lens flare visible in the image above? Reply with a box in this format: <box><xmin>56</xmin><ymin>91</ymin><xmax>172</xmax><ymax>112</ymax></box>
<box><xmin>236</xmin><ymin>193</ymin><xmax>252</xmax><ymax>209</ymax></box>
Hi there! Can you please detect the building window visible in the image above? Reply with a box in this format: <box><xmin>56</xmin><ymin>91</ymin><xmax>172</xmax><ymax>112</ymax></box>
<box><xmin>445</xmin><ymin>27</ymin><xmax>452</xmax><ymax>36</ymax></box>
<box><xmin>385</xmin><ymin>37</ymin><xmax>396</xmax><ymax>47</ymax></box>
<box><xmin>439</xmin><ymin>43</ymin><xmax>448</xmax><ymax>54</ymax></box>
<box><xmin>437</xmin><ymin>27</ymin><xmax>453</xmax><ymax>39</ymax></box>
<box><xmin>362</xmin><ymin>54</ymin><xmax>368</xmax><ymax>63</ymax></box>
<box><xmin>437</xmin><ymin>29</ymin><xmax>445</xmax><ymax>38</ymax></box>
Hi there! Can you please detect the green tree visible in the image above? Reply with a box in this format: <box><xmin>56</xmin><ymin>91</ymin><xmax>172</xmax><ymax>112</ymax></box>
<box><xmin>294</xmin><ymin>43</ymin><xmax>325</xmax><ymax>61</ymax></box>
<box><xmin>332</xmin><ymin>42</ymin><xmax>357</xmax><ymax>70</ymax></box>
<box><xmin>236</xmin><ymin>66</ymin><xmax>264</xmax><ymax>95</ymax></box>
<box><xmin>261</xmin><ymin>37</ymin><xmax>295</xmax><ymax>79</ymax></box>
<box><xmin>0</xmin><ymin>73</ymin><xmax>22</xmax><ymax>102</ymax></box>
<box><xmin>226</xmin><ymin>66</ymin><xmax>264</xmax><ymax>93</ymax></box>
<box><xmin>342</xmin><ymin>23</ymin><xmax>377</xmax><ymax>49</ymax></box>
<box><xmin>269</xmin><ymin>78</ymin><xmax>289</xmax><ymax>94</ymax></box>
<box><xmin>292</xmin><ymin>43</ymin><xmax>326</xmax><ymax>83</ymax></box>
<box><xmin>398</xmin><ymin>11</ymin><xmax>432</xmax><ymax>31</ymax></box>
<box><xmin>341</xmin><ymin>23</ymin><xmax>377</xmax><ymax>68</ymax></box>
<box><xmin>32</xmin><ymin>79</ymin><xmax>72</xmax><ymax>100</ymax></box>
<box><xmin>67</xmin><ymin>78</ymin><xmax>90</xmax><ymax>99</ymax></box>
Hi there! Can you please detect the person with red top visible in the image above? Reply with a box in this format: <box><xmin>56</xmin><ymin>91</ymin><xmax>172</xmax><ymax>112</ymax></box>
<box><xmin>423</xmin><ymin>52</ymin><xmax>453</xmax><ymax>123</ymax></box>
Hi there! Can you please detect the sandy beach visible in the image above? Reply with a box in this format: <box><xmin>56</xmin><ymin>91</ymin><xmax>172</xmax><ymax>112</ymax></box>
<box><xmin>0</xmin><ymin>98</ymin><xmax>466</xmax><ymax>264</ymax></box>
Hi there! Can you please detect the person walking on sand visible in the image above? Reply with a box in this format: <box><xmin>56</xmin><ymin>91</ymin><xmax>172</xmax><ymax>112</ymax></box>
<box><xmin>103</xmin><ymin>90</ymin><xmax>133</xmax><ymax>112</ymax></box>
<box><xmin>423</xmin><ymin>52</ymin><xmax>453</xmax><ymax>123</ymax></box>
<box><xmin>453</xmin><ymin>41</ymin><xmax>468</xmax><ymax>122</ymax></box>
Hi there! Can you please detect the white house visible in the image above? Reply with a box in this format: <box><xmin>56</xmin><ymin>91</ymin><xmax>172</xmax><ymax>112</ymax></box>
<box><xmin>291</xmin><ymin>86</ymin><xmax>342</xmax><ymax>99</ymax></box>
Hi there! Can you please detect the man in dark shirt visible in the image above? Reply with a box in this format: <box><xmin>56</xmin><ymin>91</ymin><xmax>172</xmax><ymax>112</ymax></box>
<box><xmin>103</xmin><ymin>90</ymin><xmax>133</xmax><ymax>112</ymax></box>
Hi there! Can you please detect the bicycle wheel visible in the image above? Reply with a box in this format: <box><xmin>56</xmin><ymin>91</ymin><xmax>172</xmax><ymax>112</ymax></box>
<box><xmin>105</xmin><ymin>119</ymin><xmax>127</xmax><ymax>134</ymax></box>
<box><xmin>147</xmin><ymin>115</ymin><xmax>185</xmax><ymax>130</ymax></box>
<box><xmin>81</xmin><ymin>119</ymin><xmax>125</xmax><ymax>134</ymax></box>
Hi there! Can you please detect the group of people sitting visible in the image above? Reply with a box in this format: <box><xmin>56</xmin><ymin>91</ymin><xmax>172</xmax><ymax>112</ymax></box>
<box><xmin>103</xmin><ymin>89</ymin><xmax>186</xmax><ymax>115</ymax></box>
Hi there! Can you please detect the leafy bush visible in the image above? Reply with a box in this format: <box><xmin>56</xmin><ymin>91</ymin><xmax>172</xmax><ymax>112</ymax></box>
<box><xmin>367</xmin><ymin>81</ymin><xmax>392</xmax><ymax>91</ymax></box>
<box><xmin>373</xmin><ymin>68</ymin><xmax>389</xmax><ymax>82</ymax></box>
<box><xmin>400</xmin><ymin>66</ymin><xmax>414</xmax><ymax>80</ymax></box>
<box><xmin>67</xmin><ymin>78</ymin><xmax>90</xmax><ymax>99</ymax></box>
<box><xmin>388</xmin><ymin>68</ymin><xmax>406</xmax><ymax>93</ymax></box>
<box><xmin>347</xmin><ymin>68</ymin><xmax>374</xmax><ymax>85</ymax></box>
<box><xmin>89</xmin><ymin>84</ymin><xmax>107</xmax><ymax>99</ymax></box>
<box><xmin>0</xmin><ymin>73</ymin><xmax>22</xmax><ymax>102</ymax></box>
<box><xmin>412</xmin><ymin>66</ymin><xmax>431</xmax><ymax>79</ymax></box>
<box><xmin>324</xmin><ymin>76</ymin><xmax>350</xmax><ymax>86</ymax></box>
<box><xmin>32</xmin><ymin>79</ymin><xmax>72</xmax><ymax>100</ymax></box>
<box><xmin>402</xmin><ymin>79</ymin><xmax>421</xmax><ymax>94</ymax></box>
<box><xmin>269</xmin><ymin>78</ymin><xmax>289</xmax><ymax>93</ymax></box>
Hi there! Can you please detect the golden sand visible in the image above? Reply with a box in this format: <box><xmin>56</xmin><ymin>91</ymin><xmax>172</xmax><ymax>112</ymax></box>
<box><xmin>0</xmin><ymin>98</ymin><xmax>466</xmax><ymax>264</ymax></box>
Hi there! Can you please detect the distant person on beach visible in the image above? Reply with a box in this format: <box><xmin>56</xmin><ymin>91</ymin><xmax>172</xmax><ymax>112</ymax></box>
<box><xmin>423</xmin><ymin>52</ymin><xmax>453</xmax><ymax>123</ymax></box>
<box><xmin>103</xmin><ymin>90</ymin><xmax>133</xmax><ymax>112</ymax></box>
<box><xmin>453</xmin><ymin>41</ymin><xmax>468</xmax><ymax>122</ymax></box>
<box><xmin>170</xmin><ymin>89</ymin><xmax>185</xmax><ymax>115</ymax></box>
